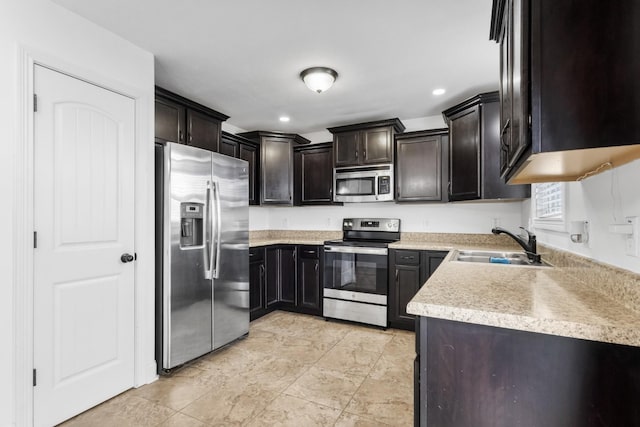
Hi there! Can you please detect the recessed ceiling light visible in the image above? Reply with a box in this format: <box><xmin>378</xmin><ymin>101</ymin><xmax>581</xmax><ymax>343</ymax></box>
<box><xmin>279</xmin><ymin>116</ymin><xmax>290</xmax><ymax>122</ymax></box>
<box><xmin>432</xmin><ymin>88</ymin><xmax>446</xmax><ymax>96</ymax></box>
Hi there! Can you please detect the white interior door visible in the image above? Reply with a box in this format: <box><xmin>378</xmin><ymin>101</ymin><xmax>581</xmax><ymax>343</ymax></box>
<box><xmin>33</xmin><ymin>65</ymin><xmax>136</xmax><ymax>426</ymax></box>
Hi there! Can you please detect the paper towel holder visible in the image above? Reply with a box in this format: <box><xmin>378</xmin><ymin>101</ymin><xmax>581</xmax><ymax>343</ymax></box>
<box><xmin>570</xmin><ymin>220</ymin><xmax>589</xmax><ymax>244</ymax></box>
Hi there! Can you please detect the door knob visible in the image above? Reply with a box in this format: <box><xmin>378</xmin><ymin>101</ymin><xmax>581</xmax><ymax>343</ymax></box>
<box><xmin>121</xmin><ymin>253</ymin><xmax>135</xmax><ymax>263</ymax></box>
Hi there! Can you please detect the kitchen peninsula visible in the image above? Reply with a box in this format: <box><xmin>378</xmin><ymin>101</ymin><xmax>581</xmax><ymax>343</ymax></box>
<box><xmin>408</xmin><ymin>246</ymin><xmax>640</xmax><ymax>426</ymax></box>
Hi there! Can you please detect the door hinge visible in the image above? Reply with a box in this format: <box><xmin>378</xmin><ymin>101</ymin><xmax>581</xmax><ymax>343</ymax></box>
<box><xmin>33</xmin><ymin>369</ymin><xmax>37</xmax><ymax>387</ymax></box>
<box><xmin>33</xmin><ymin>94</ymin><xmax>38</xmax><ymax>112</ymax></box>
<box><xmin>33</xmin><ymin>231</ymin><xmax>37</xmax><ymax>249</ymax></box>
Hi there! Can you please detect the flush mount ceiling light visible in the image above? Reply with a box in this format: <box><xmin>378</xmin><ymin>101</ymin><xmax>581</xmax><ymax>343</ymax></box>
<box><xmin>300</xmin><ymin>67</ymin><xmax>338</xmax><ymax>93</ymax></box>
<box><xmin>279</xmin><ymin>116</ymin><xmax>290</xmax><ymax>122</ymax></box>
<box><xmin>432</xmin><ymin>88</ymin><xmax>446</xmax><ymax>96</ymax></box>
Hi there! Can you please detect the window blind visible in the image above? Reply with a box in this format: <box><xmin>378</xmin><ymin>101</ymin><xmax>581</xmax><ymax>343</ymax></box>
<box><xmin>534</xmin><ymin>182</ymin><xmax>563</xmax><ymax>219</ymax></box>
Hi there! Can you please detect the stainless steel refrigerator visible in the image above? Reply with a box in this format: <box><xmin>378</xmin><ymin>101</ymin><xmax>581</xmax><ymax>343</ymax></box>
<box><xmin>155</xmin><ymin>141</ymin><xmax>249</xmax><ymax>372</ymax></box>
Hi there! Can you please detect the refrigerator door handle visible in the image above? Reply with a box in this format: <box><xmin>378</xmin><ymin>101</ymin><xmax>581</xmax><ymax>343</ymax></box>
<box><xmin>212</xmin><ymin>181</ymin><xmax>222</xmax><ymax>279</ymax></box>
<box><xmin>204</xmin><ymin>181</ymin><xmax>213</xmax><ymax>280</ymax></box>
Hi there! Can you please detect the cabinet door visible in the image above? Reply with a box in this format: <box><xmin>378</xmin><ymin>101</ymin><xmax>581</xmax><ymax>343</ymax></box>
<box><xmin>396</xmin><ymin>136</ymin><xmax>442</xmax><ymax>201</ymax></box>
<box><xmin>265</xmin><ymin>248</ymin><xmax>279</xmax><ymax>308</ymax></box>
<box><xmin>187</xmin><ymin>109</ymin><xmax>220</xmax><ymax>152</ymax></box>
<box><xmin>219</xmin><ymin>135</ymin><xmax>239</xmax><ymax>157</ymax></box>
<box><xmin>261</xmin><ymin>137</ymin><xmax>293</xmax><ymax>204</ymax></box>
<box><xmin>362</xmin><ymin>127</ymin><xmax>392</xmax><ymax>164</ymax></box>
<box><xmin>155</xmin><ymin>98</ymin><xmax>185</xmax><ymax>144</ymax></box>
<box><xmin>334</xmin><ymin>131</ymin><xmax>360</xmax><ymax>166</ymax></box>
<box><xmin>507</xmin><ymin>0</ymin><xmax>529</xmax><ymax>170</ymax></box>
<box><xmin>279</xmin><ymin>246</ymin><xmax>297</xmax><ymax>305</ymax></box>
<box><xmin>297</xmin><ymin>146</ymin><xmax>333</xmax><ymax>204</ymax></box>
<box><xmin>426</xmin><ymin>252</ymin><xmax>446</xmax><ymax>279</ymax></box>
<box><xmin>449</xmin><ymin>107</ymin><xmax>481</xmax><ymax>201</ymax></box>
<box><xmin>239</xmin><ymin>142</ymin><xmax>258</xmax><ymax>205</ymax></box>
<box><xmin>393</xmin><ymin>264</ymin><xmax>421</xmax><ymax>325</ymax></box>
<box><xmin>498</xmin><ymin>0</ymin><xmax>513</xmax><ymax>177</ymax></box>
<box><xmin>297</xmin><ymin>257</ymin><xmax>321</xmax><ymax>312</ymax></box>
<box><xmin>249</xmin><ymin>261</ymin><xmax>265</xmax><ymax>320</ymax></box>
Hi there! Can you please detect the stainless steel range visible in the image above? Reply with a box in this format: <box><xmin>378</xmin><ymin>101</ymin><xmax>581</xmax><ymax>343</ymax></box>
<box><xmin>323</xmin><ymin>218</ymin><xmax>400</xmax><ymax>327</ymax></box>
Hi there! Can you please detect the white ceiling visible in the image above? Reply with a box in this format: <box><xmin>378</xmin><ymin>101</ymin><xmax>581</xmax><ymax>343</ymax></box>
<box><xmin>53</xmin><ymin>0</ymin><xmax>499</xmax><ymax>134</ymax></box>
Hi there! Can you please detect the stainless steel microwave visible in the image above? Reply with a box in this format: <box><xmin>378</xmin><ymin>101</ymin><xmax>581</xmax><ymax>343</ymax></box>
<box><xmin>333</xmin><ymin>164</ymin><xmax>394</xmax><ymax>203</ymax></box>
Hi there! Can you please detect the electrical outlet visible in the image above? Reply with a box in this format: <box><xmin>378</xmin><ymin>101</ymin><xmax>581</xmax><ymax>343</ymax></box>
<box><xmin>492</xmin><ymin>218</ymin><xmax>501</xmax><ymax>228</ymax></box>
<box><xmin>282</xmin><ymin>218</ymin><xmax>288</xmax><ymax>229</ymax></box>
<box><xmin>625</xmin><ymin>216</ymin><xmax>639</xmax><ymax>257</ymax></box>
<box><xmin>326</xmin><ymin>217</ymin><xmax>331</xmax><ymax>227</ymax></box>
<box><xmin>422</xmin><ymin>219</ymin><xmax>429</xmax><ymax>230</ymax></box>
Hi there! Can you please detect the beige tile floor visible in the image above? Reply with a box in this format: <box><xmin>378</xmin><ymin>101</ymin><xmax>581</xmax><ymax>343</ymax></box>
<box><xmin>62</xmin><ymin>311</ymin><xmax>415</xmax><ymax>426</ymax></box>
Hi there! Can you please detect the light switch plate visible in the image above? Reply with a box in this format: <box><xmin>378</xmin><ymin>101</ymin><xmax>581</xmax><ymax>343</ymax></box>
<box><xmin>625</xmin><ymin>216</ymin><xmax>639</xmax><ymax>257</ymax></box>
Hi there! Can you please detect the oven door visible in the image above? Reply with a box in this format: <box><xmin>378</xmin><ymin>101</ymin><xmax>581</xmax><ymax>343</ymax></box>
<box><xmin>323</xmin><ymin>246</ymin><xmax>388</xmax><ymax>295</ymax></box>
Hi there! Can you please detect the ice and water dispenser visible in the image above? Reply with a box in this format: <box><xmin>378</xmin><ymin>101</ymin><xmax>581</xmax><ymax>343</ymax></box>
<box><xmin>180</xmin><ymin>202</ymin><xmax>204</xmax><ymax>248</ymax></box>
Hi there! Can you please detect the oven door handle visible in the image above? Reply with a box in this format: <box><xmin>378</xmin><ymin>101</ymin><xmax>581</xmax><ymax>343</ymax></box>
<box><xmin>323</xmin><ymin>246</ymin><xmax>388</xmax><ymax>256</ymax></box>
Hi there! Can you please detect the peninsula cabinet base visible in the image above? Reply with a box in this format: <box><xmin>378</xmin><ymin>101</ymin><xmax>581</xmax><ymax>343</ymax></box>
<box><xmin>416</xmin><ymin>317</ymin><xmax>640</xmax><ymax>427</ymax></box>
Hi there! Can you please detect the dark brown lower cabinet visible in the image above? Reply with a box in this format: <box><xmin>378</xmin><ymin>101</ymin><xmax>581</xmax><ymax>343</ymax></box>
<box><xmin>250</xmin><ymin>244</ymin><xmax>322</xmax><ymax>321</ymax></box>
<box><xmin>296</xmin><ymin>245</ymin><xmax>322</xmax><ymax>315</ymax></box>
<box><xmin>279</xmin><ymin>246</ymin><xmax>297</xmax><ymax>305</ymax></box>
<box><xmin>265</xmin><ymin>248</ymin><xmax>280</xmax><ymax>309</ymax></box>
<box><xmin>249</xmin><ymin>247</ymin><xmax>266</xmax><ymax>321</ymax></box>
<box><xmin>416</xmin><ymin>317</ymin><xmax>640</xmax><ymax>427</ymax></box>
<box><xmin>389</xmin><ymin>249</ymin><xmax>446</xmax><ymax>331</ymax></box>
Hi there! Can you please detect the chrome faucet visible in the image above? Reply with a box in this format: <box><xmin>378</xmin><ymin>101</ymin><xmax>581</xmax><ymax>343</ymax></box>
<box><xmin>491</xmin><ymin>227</ymin><xmax>541</xmax><ymax>264</ymax></box>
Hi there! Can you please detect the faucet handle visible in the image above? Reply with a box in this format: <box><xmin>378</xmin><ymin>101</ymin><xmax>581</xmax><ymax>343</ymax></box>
<box><xmin>519</xmin><ymin>226</ymin><xmax>535</xmax><ymax>239</ymax></box>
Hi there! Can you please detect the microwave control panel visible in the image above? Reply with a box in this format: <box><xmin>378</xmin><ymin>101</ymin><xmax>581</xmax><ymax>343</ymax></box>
<box><xmin>378</xmin><ymin>176</ymin><xmax>391</xmax><ymax>194</ymax></box>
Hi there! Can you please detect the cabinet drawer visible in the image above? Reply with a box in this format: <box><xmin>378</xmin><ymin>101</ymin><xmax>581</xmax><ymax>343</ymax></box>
<box><xmin>249</xmin><ymin>247</ymin><xmax>265</xmax><ymax>262</ymax></box>
<box><xmin>395</xmin><ymin>250</ymin><xmax>420</xmax><ymax>265</ymax></box>
<box><xmin>298</xmin><ymin>245</ymin><xmax>320</xmax><ymax>259</ymax></box>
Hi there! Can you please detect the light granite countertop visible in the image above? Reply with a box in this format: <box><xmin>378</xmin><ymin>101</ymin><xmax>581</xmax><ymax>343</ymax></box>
<box><xmin>248</xmin><ymin>230</ymin><xmax>640</xmax><ymax>347</ymax></box>
<box><xmin>407</xmin><ymin>250</ymin><xmax>640</xmax><ymax>347</ymax></box>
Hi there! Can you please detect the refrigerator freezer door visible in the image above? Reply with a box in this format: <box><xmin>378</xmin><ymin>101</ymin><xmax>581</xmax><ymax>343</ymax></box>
<box><xmin>211</xmin><ymin>152</ymin><xmax>250</xmax><ymax>349</ymax></box>
<box><xmin>163</xmin><ymin>142</ymin><xmax>213</xmax><ymax>368</ymax></box>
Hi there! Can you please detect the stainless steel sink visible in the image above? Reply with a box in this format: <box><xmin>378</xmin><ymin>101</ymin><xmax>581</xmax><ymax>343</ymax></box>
<box><xmin>454</xmin><ymin>250</ymin><xmax>551</xmax><ymax>267</ymax></box>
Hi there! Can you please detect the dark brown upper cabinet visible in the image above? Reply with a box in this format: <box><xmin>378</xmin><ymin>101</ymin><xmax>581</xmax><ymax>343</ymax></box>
<box><xmin>443</xmin><ymin>92</ymin><xmax>530</xmax><ymax>201</ymax></box>
<box><xmin>395</xmin><ymin>129</ymin><xmax>449</xmax><ymax>202</ymax></box>
<box><xmin>490</xmin><ymin>0</ymin><xmax>640</xmax><ymax>184</ymax></box>
<box><xmin>238</xmin><ymin>131</ymin><xmax>310</xmax><ymax>205</ymax></box>
<box><xmin>220</xmin><ymin>131</ymin><xmax>260</xmax><ymax>205</ymax></box>
<box><xmin>155</xmin><ymin>96</ymin><xmax>186</xmax><ymax>144</ymax></box>
<box><xmin>155</xmin><ymin>86</ymin><xmax>229</xmax><ymax>153</ymax></box>
<box><xmin>293</xmin><ymin>142</ymin><xmax>335</xmax><ymax>205</ymax></box>
<box><xmin>328</xmin><ymin>119</ymin><xmax>406</xmax><ymax>167</ymax></box>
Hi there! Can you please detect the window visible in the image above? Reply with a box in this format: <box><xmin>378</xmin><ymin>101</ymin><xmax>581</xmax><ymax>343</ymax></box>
<box><xmin>532</xmin><ymin>182</ymin><xmax>567</xmax><ymax>231</ymax></box>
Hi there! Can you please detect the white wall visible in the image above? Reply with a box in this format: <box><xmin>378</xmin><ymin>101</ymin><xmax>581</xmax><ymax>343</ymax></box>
<box><xmin>524</xmin><ymin>159</ymin><xmax>640</xmax><ymax>274</ymax></box>
<box><xmin>0</xmin><ymin>1</ymin><xmax>155</xmax><ymax>425</ymax></box>
<box><xmin>251</xmin><ymin>200</ymin><xmax>524</xmax><ymax>233</ymax></box>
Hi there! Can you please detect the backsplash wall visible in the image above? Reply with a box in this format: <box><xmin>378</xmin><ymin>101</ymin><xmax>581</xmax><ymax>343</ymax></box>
<box><xmin>523</xmin><ymin>159</ymin><xmax>640</xmax><ymax>274</ymax></box>
<box><xmin>249</xmin><ymin>200</ymin><xmax>524</xmax><ymax>234</ymax></box>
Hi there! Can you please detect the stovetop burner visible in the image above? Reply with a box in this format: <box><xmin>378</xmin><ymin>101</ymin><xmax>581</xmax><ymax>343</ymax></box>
<box><xmin>327</xmin><ymin>218</ymin><xmax>401</xmax><ymax>247</ymax></box>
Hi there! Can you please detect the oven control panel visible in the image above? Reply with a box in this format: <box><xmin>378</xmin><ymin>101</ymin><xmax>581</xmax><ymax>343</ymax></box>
<box><xmin>342</xmin><ymin>218</ymin><xmax>400</xmax><ymax>232</ymax></box>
